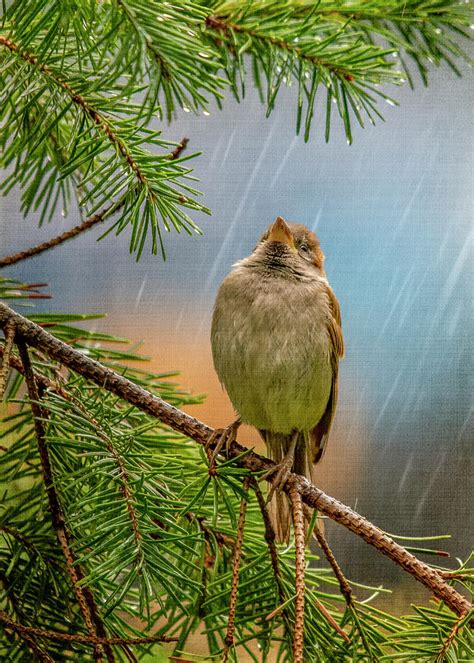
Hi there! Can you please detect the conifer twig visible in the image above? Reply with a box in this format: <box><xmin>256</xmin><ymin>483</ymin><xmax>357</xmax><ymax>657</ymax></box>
<box><xmin>312</xmin><ymin>595</ymin><xmax>351</xmax><ymax>644</ymax></box>
<box><xmin>0</xmin><ymin>303</ymin><xmax>472</xmax><ymax>623</ymax></box>
<box><xmin>223</xmin><ymin>476</ymin><xmax>251</xmax><ymax>662</ymax></box>
<box><xmin>252</xmin><ymin>480</ymin><xmax>285</xmax><ymax>606</ymax></box>
<box><xmin>435</xmin><ymin>610</ymin><xmax>472</xmax><ymax>663</ymax></box>
<box><xmin>3</xmin><ymin>624</ymin><xmax>54</xmax><ymax>663</ymax></box>
<box><xmin>15</xmin><ymin>339</ymin><xmax>115</xmax><ymax>663</ymax></box>
<box><xmin>289</xmin><ymin>486</ymin><xmax>305</xmax><ymax>663</ymax></box>
<box><xmin>310</xmin><ymin>517</ymin><xmax>372</xmax><ymax>652</ymax></box>
<box><xmin>0</xmin><ymin>138</ymin><xmax>190</xmax><ymax>269</ymax></box>
<box><xmin>0</xmin><ymin>201</ymin><xmax>124</xmax><ymax>269</ymax></box>
<box><xmin>0</xmin><ymin>610</ymin><xmax>177</xmax><ymax>646</ymax></box>
<box><xmin>0</xmin><ymin>36</ymin><xmax>147</xmax><ymax>188</ymax></box>
<box><xmin>0</xmin><ymin>322</ymin><xmax>15</xmax><ymax>399</ymax></box>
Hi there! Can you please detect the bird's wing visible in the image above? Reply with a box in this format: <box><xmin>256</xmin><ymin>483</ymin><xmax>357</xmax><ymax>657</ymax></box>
<box><xmin>310</xmin><ymin>285</ymin><xmax>344</xmax><ymax>464</ymax></box>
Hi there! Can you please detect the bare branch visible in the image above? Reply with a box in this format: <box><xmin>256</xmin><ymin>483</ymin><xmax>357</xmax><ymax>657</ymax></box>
<box><xmin>252</xmin><ymin>480</ymin><xmax>285</xmax><ymax>606</ymax></box>
<box><xmin>0</xmin><ymin>201</ymin><xmax>124</xmax><ymax>269</ymax></box>
<box><xmin>435</xmin><ymin>610</ymin><xmax>472</xmax><ymax>663</ymax></box>
<box><xmin>169</xmin><ymin>137</ymin><xmax>189</xmax><ymax>160</ymax></box>
<box><xmin>223</xmin><ymin>476</ymin><xmax>251</xmax><ymax>661</ymax></box>
<box><xmin>0</xmin><ymin>322</ymin><xmax>15</xmax><ymax>398</ymax></box>
<box><xmin>0</xmin><ymin>303</ymin><xmax>471</xmax><ymax>623</ymax></box>
<box><xmin>0</xmin><ymin>610</ymin><xmax>177</xmax><ymax>646</ymax></box>
<box><xmin>289</xmin><ymin>487</ymin><xmax>305</xmax><ymax>663</ymax></box>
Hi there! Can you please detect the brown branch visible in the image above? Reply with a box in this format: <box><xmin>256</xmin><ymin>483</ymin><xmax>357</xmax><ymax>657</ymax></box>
<box><xmin>313</xmin><ymin>594</ymin><xmax>351</xmax><ymax>644</ymax></box>
<box><xmin>0</xmin><ymin>610</ymin><xmax>177</xmax><ymax>646</ymax></box>
<box><xmin>0</xmin><ymin>322</ymin><xmax>15</xmax><ymax>398</ymax></box>
<box><xmin>289</xmin><ymin>487</ymin><xmax>305</xmax><ymax>663</ymax></box>
<box><xmin>16</xmin><ymin>339</ymin><xmax>115</xmax><ymax>663</ymax></box>
<box><xmin>303</xmin><ymin>505</ymin><xmax>352</xmax><ymax>605</ymax></box>
<box><xmin>0</xmin><ymin>347</ymin><xmax>75</xmax><ymax>399</ymax></box>
<box><xmin>0</xmin><ymin>136</ymin><xmax>190</xmax><ymax>269</ymax></box>
<box><xmin>63</xmin><ymin>394</ymin><xmax>144</xmax><ymax>557</ymax></box>
<box><xmin>205</xmin><ymin>15</ymin><xmax>356</xmax><ymax>81</ymax></box>
<box><xmin>223</xmin><ymin>476</ymin><xmax>251</xmax><ymax>661</ymax></box>
<box><xmin>0</xmin><ymin>36</ymin><xmax>149</xmax><ymax>189</ymax></box>
<box><xmin>0</xmin><ymin>201</ymin><xmax>124</xmax><ymax>269</ymax></box>
<box><xmin>252</xmin><ymin>480</ymin><xmax>285</xmax><ymax>607</ymax></box>
<box><xmin>435</xmin><ymin>610</ymin><xmax>472</xmax><ymax>662</ymax></box>
<box><xmin>253</xmin><ymin>478</ymin><xmax>299</xmax><ymax>651</ymax></box>
<box><xmin>169</xmin><ymin>137</ymin><xmax>189</xmax><ymax>160</ymax></box>
<box><xmin>303</xmin><ymin>507</ymin><xmax>370</xmax><ymax>648</ymax></box>
<box><xmin>0</xmin><ymin>303</ymin><xmax>472</xmax><ymax>623</ymax></box>
<box><xmin>0</xmin><ymin>572</ymin><xmax>53</xmax><ymax>662</ymax></box>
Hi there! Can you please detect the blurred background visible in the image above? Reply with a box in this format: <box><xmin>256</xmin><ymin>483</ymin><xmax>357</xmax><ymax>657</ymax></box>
<box><xmin>1</xmin><ymin>64</ymin><xmax>472</xmax><ymax>611</ymax></box>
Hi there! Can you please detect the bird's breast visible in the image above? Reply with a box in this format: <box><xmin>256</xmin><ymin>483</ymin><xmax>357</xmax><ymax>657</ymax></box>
<box><xmin>211</xmin><ymin>268</ymin><xmax>333</xmax><ymax>433</ymax></box>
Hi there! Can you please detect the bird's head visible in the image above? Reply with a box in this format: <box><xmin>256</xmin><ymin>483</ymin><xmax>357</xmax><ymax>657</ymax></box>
<box><xmin>254</xmin><ymin>216</ymin><xmax>325</xmax><ymax>275</ymax></box>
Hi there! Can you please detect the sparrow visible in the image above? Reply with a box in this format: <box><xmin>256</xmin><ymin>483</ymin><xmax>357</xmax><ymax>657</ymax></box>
<box><xmin>211</xmin><ymin>216</ymin><xmax>344</xmax><ymax>542</ymax></box>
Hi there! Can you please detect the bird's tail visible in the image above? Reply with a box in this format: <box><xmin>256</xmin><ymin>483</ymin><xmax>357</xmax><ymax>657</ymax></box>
<box><xmin>262</xmin><ymin>431</ymin><xmax>315</xmax><ymax>544</ymax></box>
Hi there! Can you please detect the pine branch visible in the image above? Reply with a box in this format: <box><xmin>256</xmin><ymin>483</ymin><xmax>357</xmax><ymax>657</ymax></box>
<box><xmin>204</xmin><ymin>5</ymin><xmax>401</xmax><ymax>142</ymax></box>
<box><xmin>1</xmin><ymin>302</ymin><xmax>471</xmax><ymax>625</ymax></box>
<box><xmin>112</xmin><ymin>0</ymin><xmax>225</xmax><ymax>119</ymax></box>
<box><xmin>289</xmin><ymin>487</ymin><xmax>305</xmax><ymax>662</ymax></box>
<box><xmin>0</xmin><ymin>200</ymin><xmax>124</xmax><ymax>269</ymax></box>
<box><xmin>0</xmin><ymin>33</ymin><xmax>206</xmax><ymax>257</ymax></box>
<box><xmin>223</xmin><ymin>476</ymin><xmax>251</xmax><ymax>661</ymax></box>
<box><xmin>15</xmin><ymin>338</ymin><xmax>116</xmax><ymax>663</ymax></box>
<box><xmin>435</xmin><ymin>609</ymin><xmax>473</xmax><ymax>662</ymax></box>
<box><xmin>0</xmin><ymin>138</ymin><xmax>190</xmax><ymax>268</ymax></box>
<box><xmin>0</xmin><ymin>610</ymin><xmax>178</xmax><ymax>646</ymax></box>
<box><xmin>0</xmin><ymin>322</ymin><xmax>15</xmax><ymax>399</ymax></box>
<box><xmin>0</xmin><ymin>36</ymin><xmax>145</xmax><ymax>187</ymax></box>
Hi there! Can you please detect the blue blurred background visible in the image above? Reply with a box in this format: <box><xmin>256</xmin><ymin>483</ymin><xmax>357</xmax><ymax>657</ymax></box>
<box><xmin>1</xmin><ymin>63</ymin><xmax>472</xmax><ymax>610</ymax></box>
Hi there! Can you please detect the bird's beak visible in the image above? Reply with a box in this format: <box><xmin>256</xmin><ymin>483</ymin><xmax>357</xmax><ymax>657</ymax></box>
<box><xmin>267</xmin><ymin>216</ymin><xmax>296</xmax><ymax>250</ymax></box>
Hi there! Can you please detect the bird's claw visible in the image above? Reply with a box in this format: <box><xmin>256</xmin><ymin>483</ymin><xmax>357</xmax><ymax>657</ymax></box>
<box><xmin>263</xmin><ymin>459</ymin><xmax>293</xmax><ymax>503</ymax></box>
<box><xmin>204</xmin><ymin>419</ymin><xmax>241</xmax><ymax>467</ymax></box>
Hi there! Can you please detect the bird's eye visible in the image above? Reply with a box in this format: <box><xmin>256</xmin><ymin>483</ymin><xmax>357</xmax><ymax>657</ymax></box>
<box><xmin>299</xmin><ymin>244</ymin><xmax>311</xmax><ymax>258</ymax></box>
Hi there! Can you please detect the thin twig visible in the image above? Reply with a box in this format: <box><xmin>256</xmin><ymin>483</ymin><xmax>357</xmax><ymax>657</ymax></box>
<box><xmin>252</xmin><ymin>480</ymin><xmax>285</xmax><ymax>606</ymax></box>
<box><xmin>0</xmin><ymin>36</ymin><xmax>148</xmax><ymax>188</ymax></box>
<box><xmin>0</xmin><ymin>304</ymin><xmax>471</xmax><ymax>623</ymax></box>
<box><xmin>16</xmin><ymin>339</ymin><xmax>115</xmax><ymax>663</ymax></box>
<box><xmin>312</xmin><ymin>594</ymin><xmax>350</xmax><ymax>644</ymax></box>
<box><xmin>312</xmin><ymin>520</ymin><xmax>373</xmax><ymax>653</ymax></box>
<box><xmin>435</xmin><ymin>610</ymin><xmax>472</xmax><ymax>663</ymax></box>
<box><xmin>309</xmin><ymin>516</ymin><xmax>352</xmax><ymax>603</ymax></box>
<box><xmin>4</xmin><ymin>628</ymin><xmax>54</xmax><ymax>663</ymax></box>
<box><xmin>0</xmin><ymin>609</ymin><xmax>177</xmax><ymax>646</ymax></box>
<box><xmin>0</xmin><ymin>200</ymin><xmax>124</xmax><ymax>268</ymax></box>
<box><xmin>289</xmin><ymin>486</ymin><xmax>305</xmax><ymax>663</ymax></box>
<box><xmin>303</xmin><ymin>505</ymin><xmax>374</xmax><ymax>650</ymax></box>
<box><xmin>0</xmin><ymin>322</ymin><xmax>15</xmax><ymax>399</ymax></box>
<box><xmin>253</xmin><ymin>479</ymin><xmax>295</xmax><ymax>654</ymax></box>
<box><xmin>169</xmin><ymin>137</ymin><xmax>189</xmax><ymax>160</ymax></box>
<box><xmin>0</xmin><ymin>137</ymin><xmax>189</xmax><ymax>269</ymax></box>
<box><xmin>223</xmin><ymin>476</ymin><xmax>251</xmax><ymax>661</ymax></box>
<box><xmin>0</xmin><ymin>574</ymin><xmax>53</xmax><ymax>662</ymax></box>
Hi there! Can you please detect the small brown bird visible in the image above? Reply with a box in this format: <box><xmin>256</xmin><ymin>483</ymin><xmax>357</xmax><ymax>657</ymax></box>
<box><xmin>211</xmin><ymin>217</ymin><xmax>344</xmax><ymax>542</ymax></box>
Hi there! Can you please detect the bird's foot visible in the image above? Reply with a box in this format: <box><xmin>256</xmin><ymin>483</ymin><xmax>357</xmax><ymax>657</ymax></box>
<box><xmin>263</xmin><ymin>458</ymin><xmax>294</xmax><ymax>503</ymax></box>
<box><xmin>263</xmin><ymin>430</ymin><xmax>299</xmax><ymax>503</ymax></box>
<box><xmin>205</xmin><ymin>418</ymin><xmax>241</xmax><ymax>469</ymax></box>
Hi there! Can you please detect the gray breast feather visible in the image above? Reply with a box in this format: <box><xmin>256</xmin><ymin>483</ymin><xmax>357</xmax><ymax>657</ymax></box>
<box><xmin>211</xmin><ymin>268</ymin><xmax>333</xmax><ymax>434</ymax></box>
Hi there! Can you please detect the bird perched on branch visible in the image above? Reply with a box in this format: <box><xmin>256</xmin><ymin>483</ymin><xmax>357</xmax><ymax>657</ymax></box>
<box><xmin>211</xmin><ymin>217</ymin><xmax>344</xmax><ymax>542</ymax></box>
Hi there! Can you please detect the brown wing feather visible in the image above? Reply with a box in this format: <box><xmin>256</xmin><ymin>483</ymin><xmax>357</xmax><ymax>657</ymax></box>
<box><xmin>310</xmin><ymin>284</ymin><xmax>344</xmax><ymax>464</ymax></box>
